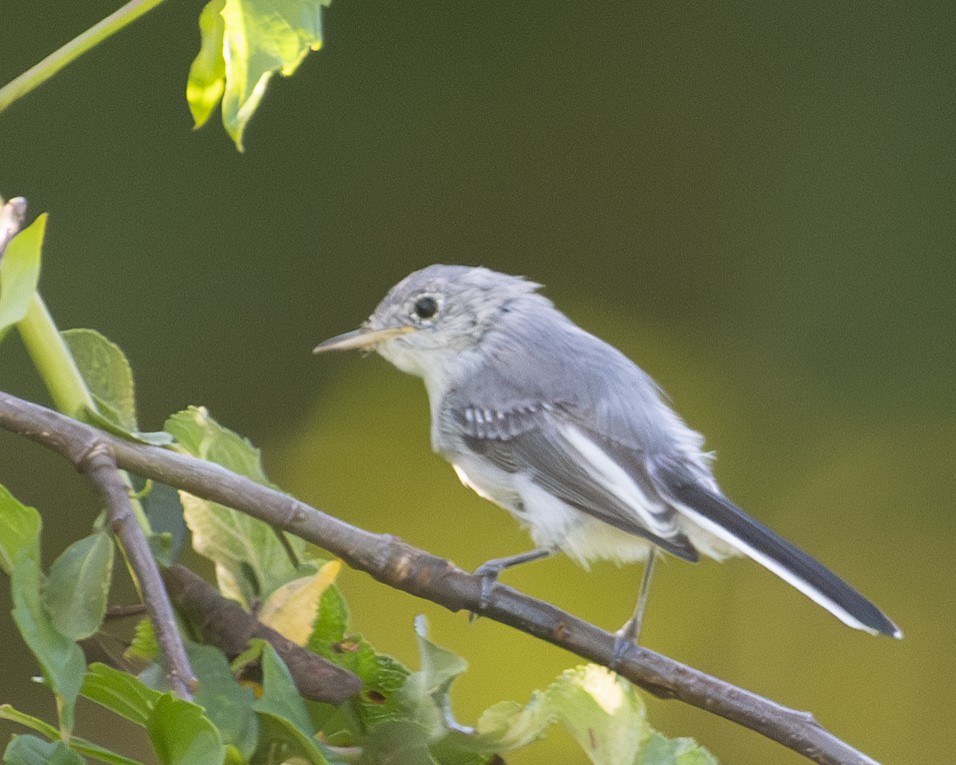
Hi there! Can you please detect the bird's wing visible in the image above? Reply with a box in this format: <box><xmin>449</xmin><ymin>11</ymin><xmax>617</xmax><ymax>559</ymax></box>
<box><xmin>447</xmin><ymin>401</ymin><xmax>699</xmax><ymax>561</ymax></box>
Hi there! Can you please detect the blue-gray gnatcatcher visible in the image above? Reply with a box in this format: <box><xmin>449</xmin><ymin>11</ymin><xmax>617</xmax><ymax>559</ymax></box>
<box><xmin>315</xmin><ymin>265</ymin><xmax>901</xmax><ymax>650</ymax></box>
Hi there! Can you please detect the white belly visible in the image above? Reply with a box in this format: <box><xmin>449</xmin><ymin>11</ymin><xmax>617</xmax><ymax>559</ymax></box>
<box><xmin>451</xmin><ymin>457</ymin><xmax>655</xmax><ymax>567</ymax></box>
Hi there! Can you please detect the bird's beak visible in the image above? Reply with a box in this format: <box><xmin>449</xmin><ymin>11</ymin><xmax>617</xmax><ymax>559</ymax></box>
<box><xmin>313</xmin><ymin>325</ymin><xmax>415</xmax><ymax>353</ymax></box>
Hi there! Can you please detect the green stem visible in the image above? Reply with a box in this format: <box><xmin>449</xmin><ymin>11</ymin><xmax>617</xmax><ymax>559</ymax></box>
<box><xmin>18</xmin><ymin>294</ymin><xmax>96</xmax><ymax>419</ymax></box>
<box><xmin>17</xmin><ymin>293</ymin><xmax>152</xmax><ymax>533</ymax></box>
<box><xmin>0</xmin><ymin>0</ymin><xmax>168</xmax><ymax>114</ymax></box>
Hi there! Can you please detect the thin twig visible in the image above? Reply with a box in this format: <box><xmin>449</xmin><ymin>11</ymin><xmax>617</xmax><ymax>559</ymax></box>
<box><xmin>0</xmin><ymin>391</ymin><xmax>882</xmax><ymax>765</ymax></box>
<box><xmin>77</xmin><ymin>441</ymin><xmax>196</xmax><ymax>700</ymax></box>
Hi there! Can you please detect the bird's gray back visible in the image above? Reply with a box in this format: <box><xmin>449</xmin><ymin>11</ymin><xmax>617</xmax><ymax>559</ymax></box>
<box><xmin>439</xmin><ymin>295</ymin><xmax>709</xmax><ymax>470</ymax></box>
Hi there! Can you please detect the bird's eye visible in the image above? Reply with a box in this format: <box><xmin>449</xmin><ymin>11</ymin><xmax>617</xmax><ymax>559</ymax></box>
<box><xmin>412</xmin><ymin>296</ymin><xmax>439</xmax><ymax>320</ymax></box>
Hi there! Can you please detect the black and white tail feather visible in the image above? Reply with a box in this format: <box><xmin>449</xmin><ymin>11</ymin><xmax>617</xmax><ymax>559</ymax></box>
<box><xmin>655</xmin><ymin>462</ymin><xmax>901</xmax><ymax>637</ymax></box>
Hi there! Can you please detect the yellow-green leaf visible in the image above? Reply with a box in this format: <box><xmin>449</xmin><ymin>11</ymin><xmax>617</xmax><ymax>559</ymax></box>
<box><xmin>187</xmin><ymin>0</ymin><xmax>331</xmax><ymax>150</ymax></box>
<box><xmin>0</xmin><ymin>213</ymin><xmax>45</xmax><ymax>343</ymax></box>
<box><xmin>258</xmin><ymin>560</ymin><xmax>340</xmax><ymax>645</ymax></box>
<box><xmin>0</xmin><ymin>484</ymin><xmax>41</xmax><ymax>573</ymax></box>
<box><xmin>187</xmin><ymin>0</ymin><xmax>227</xmax><ymax>129</ymax></box>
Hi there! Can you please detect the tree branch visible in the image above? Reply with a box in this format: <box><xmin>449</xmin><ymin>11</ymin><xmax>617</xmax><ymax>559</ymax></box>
<box><xmin>162</xmin><ymin>564</ymin><xmax>361</xmax><ymax>703</ymax></box>
<box><xmin>0</xmin><ymin>391</ymin><xmax>882</xmax><ymax>765</ymax></box>
<box><xmin>77</xmin><ymin>442</ymin><xmax>196</xmax><ymax>699</ymax></box>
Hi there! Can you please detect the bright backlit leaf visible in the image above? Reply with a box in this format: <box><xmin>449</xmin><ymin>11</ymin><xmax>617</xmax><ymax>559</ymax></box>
<box><xmin>637</xmin><ymin>734</ymin><xmax>719</xmax><ymax>765</ymax></box>
<box><xmin>258</xmin><ymin>559</ymin><xmax>340</xmax><ymax>645</ymax></box>
<box><xmin>187</xmin><ymin>0</ymin><xmax>332</xmax><ymax>150</ymax></box>
<box><xmin>548</xmin><ymin>665</ymin><xmax>649</xmax><ymax>765</ymax></box>
<box><xmin>0</xmin><ymin>214</ymin><xmax>45</xmax><ymax>344</ymax></box>
<box><xmin>392</xmin><ymin>620</ymin><xmax>718</xmax><ymax>765</ymax></box>
<box><xmin>166</xmin><ymin>406</ymin><xmax>308</xmax><ymax>607</ymax></box>
<box><xmin>187</xmin><ymin>0</ymin><xmax>227</xmax><ymax>129</ymax></box>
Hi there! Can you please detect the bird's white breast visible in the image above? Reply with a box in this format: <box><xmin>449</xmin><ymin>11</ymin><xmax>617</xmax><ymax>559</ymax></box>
<box><xmin>450</xmin><ymin>452</ymin><xmax>656</xmax><ymax>568</ymax></box>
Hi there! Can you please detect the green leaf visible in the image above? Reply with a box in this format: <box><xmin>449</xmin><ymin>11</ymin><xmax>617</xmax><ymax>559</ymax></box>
<box><xmin>251</xmin><ymin>641</ymin><xmax>329</xmax><ymax>765</ymax></box>
<box><xmin>358</xmin><ymin>721</ymin><xmax>435</xmax><ymax>765</ymax></box>
<box><xmin>349</xmin><ymin>618</ymin><xmax>493</xmax><ymax>765</ymax></box>
<box><xmin>258</xmin><ymin>560</ymin><xmax>340</xmax><ymax>645</ymax></box>
<box><xmin>62</xmin><ymin>328</ymin><xmax>138</xmax><ymax>433</ymax></box>
<box><xmin>124</xmin><ymin>617</ymin><xmax>159</xmax><ymax>664</ymax></box>
<box><xmin>398</xmin><ymin>615</ymin><xmax>470</xmax><ymax>737</ymax></box>
<box><xmin>137</xmin><ymin>479</ymin><xmax>186</xmax><ymax>563</ymax></box>
<box><xmin>134</xmin><ymin>430</ymin><xmax>176</xmax><ymax>446</ymax></box>
<box><xmin>166</xmin><ymin>407</ymin><xmax>306</xmax><ymax>607</ymax></box>
<box><xmin>310</xmin><ymin>579</ymin><xmax>350</xmax><ymax>645</ymax></box>
<box><xmin>636</xmin><ymin>735</ymin><xmax>719</xmax><ymax>765</ymax></box>
<box><xmin>461</xmin><ymin>665</ymin><xmax>651</xmax><ymax>763</ymax></box>
<box><xmin>43</xmin><ymin>531</ymin><xmax>114</xmax><ymax>641</ymax></box>
<box><xmin>253</xmin><ymin>641</ymin><xmax>315</xmax><ymax>737</ymax></box>
<box><xmin>547</xmin><ymin>665</ymin><xmax>649</xmax><ymax>765</ymax></box>
<box><xmin>252</xmin><ymin>715</ymin><xmax>330</xmax><ymax>765</ymax></box>
<box><xmin>393</xmin><ymin>620</ymin><xmax>716</xmax><ymax>765</ymax></box>
<box><xmin>188</xmin><ymin>0</ymin><xmax>227</xmax><ymax>128</ymax></box>
<box><xmin>308</xmin><ymin>626</ymin><xmax>409</xmax><ymax>734</ymax></box>
<box><xmin>165</xmin><ymin>407</ymin><xmax>271</xmax><ymax>482</ymax></box>
<box><xmin>0</xmin><ymin>705</ymin><xmax>61</xmax><ymax>743</ymax></box>
<box><xmin>0</xmin><ymin>484</ymin><xmax>41</xmax><ymax>574</ymax></box>
<box><xmin>0</xmin><ymin>705</ymin><xmax>144</xmax><ymax>765</ymax></box>
<box><xmin>186</xmin><ymin>0</ymin><xmax>331</xmax><ymax>150</ymax></box>
<box><xmin>2</xmin><ymin>736</ymin><xmax>85</xmax><ymax>765</ymax></box>
<box><xmin>0</xmin><ymin>213</ymin><xmax>45</xmax><ymax>344</ymax></box>
<box><xmin>10</xmin><ymin>554</ymin><xmax>86</xmax><ymax>734</ymax></box>
<box><xmin>81</xmin><ymin>663</ymin><xmax>162</xmax><ymax>726</ymax></box>
<box><xmin>186</xmin><ymin>642</ymin><xmax>258</xmax><ymax>759</ymax></box>
<box><xmin>146</xmin><ymin>695</ymin><xmax>225</xmax><ymax>765</ymax></box>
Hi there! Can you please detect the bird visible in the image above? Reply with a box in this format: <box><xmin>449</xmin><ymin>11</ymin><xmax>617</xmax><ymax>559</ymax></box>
<box><xmin>314</xmin><ymin>264</ymin><xmax>901</xmax><ymax>655</ymax></box>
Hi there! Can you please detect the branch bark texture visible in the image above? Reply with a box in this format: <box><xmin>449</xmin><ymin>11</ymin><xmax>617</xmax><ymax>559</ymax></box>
<box><xmin>80</xmin><ymin>443</ymin><xmax>196</xmax><ymax>699</ymax></box>
<box><xmin>0</xmin><ymin>391</ymin><xmax>882</xmax><ymax>765</ymax></box>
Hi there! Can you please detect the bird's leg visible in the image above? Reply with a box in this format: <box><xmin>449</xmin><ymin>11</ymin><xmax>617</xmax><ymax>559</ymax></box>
<box><xmin>611</xmin><ymin>550</ymin><xmax>658</xmax><ymax>669</ymax></box>
<box><xmin>472</xmin><ymin>548</ymin><xmax>555</xmax><ymax>611</ymax></box>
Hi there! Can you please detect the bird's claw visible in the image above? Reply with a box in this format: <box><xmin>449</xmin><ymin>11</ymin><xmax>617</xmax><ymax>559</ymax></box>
<box><xmin>609</xmin><ymin>628</ymin><xmax>633</xmax><ymax>671</ymax></box>
<box><xmin>469</xmin><ymin>562</ymin><xmax>503</xmax><ymax>620</ymax></box>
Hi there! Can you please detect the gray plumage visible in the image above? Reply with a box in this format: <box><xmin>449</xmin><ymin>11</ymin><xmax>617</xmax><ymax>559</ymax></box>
<box><xmin>315</xmin><ymin>264</ymin><xmax>901</xmax><ymax>639</ymax></box>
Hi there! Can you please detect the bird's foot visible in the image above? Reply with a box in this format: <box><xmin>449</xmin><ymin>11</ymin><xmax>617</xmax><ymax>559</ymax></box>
<box><xmin>469</xmin><ymin>561</ymin><xmax>505</xmax><ymax>621</ymax></box>
<box><xmin>469</xmin><ymin>549</ymin><xmax>555</xmax><ymax>622</ymax></box>
<box><xmin>609</xmin><ymin>627</ymin><xmax>635</xmax><ymax>671</ymax></box>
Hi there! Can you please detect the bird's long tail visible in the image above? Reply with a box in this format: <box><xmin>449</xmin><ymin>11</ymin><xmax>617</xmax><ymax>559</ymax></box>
<box><xmin>667</xmin><ymin>481</ymin><xmax>901</xmax><ymax>638</ymax></box>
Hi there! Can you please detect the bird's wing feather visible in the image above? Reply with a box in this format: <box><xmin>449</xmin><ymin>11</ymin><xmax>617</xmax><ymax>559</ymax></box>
<box><xmin>449</xmin><ymin>402</ymin><xmax>699</xmax><ymax>561</ymax></box>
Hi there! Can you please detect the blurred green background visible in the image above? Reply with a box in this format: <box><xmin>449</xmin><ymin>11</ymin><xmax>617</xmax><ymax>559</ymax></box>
<box><xmin>1</xmin><ymin>1</ymin><xmax>954</xmax><ymax>763</ymax></box>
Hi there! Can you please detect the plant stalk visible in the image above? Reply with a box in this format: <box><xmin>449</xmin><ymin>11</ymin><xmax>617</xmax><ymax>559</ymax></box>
<box><xmin>0</xmin><ymin>0</ymin><xmax>168</xmax><ymax>114</ymax></box>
